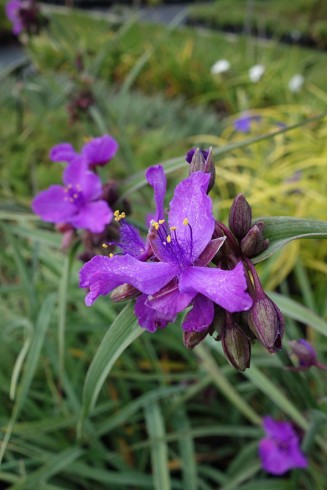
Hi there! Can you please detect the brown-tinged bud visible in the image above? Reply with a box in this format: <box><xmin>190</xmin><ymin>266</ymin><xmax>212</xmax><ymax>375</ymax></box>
<box><xmin>110</xmin><ymin>284</ymin><xmax>141</xmax><ymax>302</ymax></box>
<box><xmin>247</xmin><ymin>293</ymin><xmax>285</xmax><ymax>353</ymax></box>
<box><xmin>101</xmin><ymin>180</ymin><xmax>119</xmax><ymax>206</ymax></box>
<box><xmin>221</xmin><ymin>314</ymin><xmax>251</xmax><ymax>371</ymax></box>
<box><xmin>187</xmin><ymin>147</ymin><xmax>216</xmax><ymax>192</ymax></box>
<box><xmin>228</xmin><ymin>194</ymin><xmax>252</xmax><ymax>240</ymax></box>
<box><xmin>240</xmin><ymin>224</ymin><xmax>269</xmax><ymax>258</ymax></box>
<box><xmin>210</xmin><ymin>306</ymin><xmax>226</xmax><ymax>341</ymax></box>
<box><xmin>183</xmin><ymin>328</ymin><xmax>209</xmax><ymax>350</ymax></box>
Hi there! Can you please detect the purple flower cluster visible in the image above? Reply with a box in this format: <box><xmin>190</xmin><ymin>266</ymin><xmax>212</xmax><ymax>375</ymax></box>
<box><xmin>80</xmin><ymin>164</ymin><xmax>253</xmax><ymax>335</ymax></box>
<box><xmin>234</xmin><ymin>114</ymin><xmax>262</xmax><ymax>133</ymax></box>
<box><xmin>259</xmin><ymin>416</ymin><xmax>308</xmax><ymax>475</ymax></box>
<box><xmin>5</xmin><ymin>0</ymin><xmax>42</xmax><ymax>36</ymax></box>
<box><xmin>32</xmin><ymin>135</ymin><xmax>119</xmax><ymax>234</ymax></box>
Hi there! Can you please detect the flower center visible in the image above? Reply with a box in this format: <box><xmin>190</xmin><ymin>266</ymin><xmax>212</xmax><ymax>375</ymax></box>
<box><xmin>150</xmin><ymin>218</ymin><xmax>193</xmax><ymax>269</ymax></box>
<box><xmin>64</xmin><ymin>183</ymin><xmax>85</xmax><ymax>208</ymax></box>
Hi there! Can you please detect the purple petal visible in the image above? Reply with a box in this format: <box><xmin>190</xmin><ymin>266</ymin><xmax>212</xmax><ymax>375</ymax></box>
<box><xmin>263</xmin><ymin>416</ymin><xmax>295</xmax><ymax>441</ymax></box>
<box><xmin>80</xmin><ymin>254</ymin><xmax>180</xmax><ymax>306</ymax></box>
<box><xmin>63</xmin><ymin>159</ymin><xmax>102</xmax><ymax>201</ymax></box>
<box><xmin>182</xmin><ymin>294</ymin><xmax>214</xmax><ymax>332</ymax></box>
<box><xmin>134</xmin><ymin>294</ymin><xmax>174</xmax><ymax>333</ymax></box>
<box><xmin>168</xmin><ymin>172</ymin><xmax>215</xmax><ymax>261</ymax></box>
<box><xmin>145</xmin><ymin>165</ymin><xmax>166</xmax><ymax>222</ymax></box>
<box><xmin>70</xmin><ymin>201</ymin><xmax>113</xmax><ymax>233</ymax></box>
<box><xmin>179</xmin><ymin>262</ymin><xmax>253</xmax><ymax>313</ymax></box>
<box><xmin>32</xmin><ymin>185</ymin><xmax>76</xmax><ymax>223</ymax></box>
<box><xmin>49</xmin><ymin>143</ymin><xmax>79</xmax><ymax>163</ymax></box>
<box><xmin>259</xmin><ymin>438</ymin><xmax>307</xmax><ymax>475</ymax></box>
<box><xmin>81</xmin><ymin>135</ymin><xmax>119</xmax><ymax>167</ymax></box>
<box><xmin>5</xmin><ymin>0</ymin><xmax>23</xmax><ymax>34</ymax></box>
<box><xmin>145</xmin><ymin>279</ymin><xmax>196</xmax><ymax>317</ymax></box>
<box><xmin>186</xmin><ymin>148</ymin><xmax>209</xmax><ymax>164</ymax></box>
<box><xmin>114</xmin><ymin>220</ymin><xmax>146</xmax><ymax>259</ymax></box>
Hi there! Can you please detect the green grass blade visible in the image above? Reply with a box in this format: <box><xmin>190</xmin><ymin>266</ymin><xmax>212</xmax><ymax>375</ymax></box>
<box><xmin>0</xmin><ymin>294</ymin><xmax>56</xmax><ymax>464</ymax></box>
<box><xmin>145</xmin><ymin>401</ymin><xmax>172</xmax><ymax>490</ymax></box>
<box><xmin>253</xmin><ymin>217</ymin><xmax>327</xmax><ymax>263</ymax></box>
<box><xmin>171</xmin><ymin>406</ymin><xmax>197</xmax><ymax>490</ymax></box>
<box><xmin>78</xmin><ymin>303</ymin><xmax>143</xmax><ymax>435</ymax></box>
<box><xmin>268</xmin><ymin>292</ymin><xmax>327</xmax><ymax>336</ymax></box>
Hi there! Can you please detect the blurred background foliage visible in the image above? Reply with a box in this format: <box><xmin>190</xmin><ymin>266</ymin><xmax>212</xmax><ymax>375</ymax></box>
<box><xmin>0</xmin><ymin>1</ymin><xmax>326</xmax><ymax>488</ymax></box>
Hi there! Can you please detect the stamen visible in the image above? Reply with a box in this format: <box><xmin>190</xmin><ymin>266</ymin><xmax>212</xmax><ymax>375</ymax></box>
<box><xmin>114</xmin><ymin>209</ymin><xmax>126</xmax><ymax>221</ymax></box>
<box><xmin>151</xmin><ymin>221</ymin><xmax>160</xmax><ymax>230</ymax></box>
<box><xmin>108</xmin><ymin>253</ymin><xmax>113</xmax><ymax>258</ymax></box>
<box><xmin>170</xmin><ymin>226</ymin><xmax>176</xmax><ymax>231</ymax></box>
<box><xmin>159</xmin><ymin>219</ymin><xmax>165</xmax><ymax>225</ymax></box>
<box><xmin>102</xmin><ymin>243</ymin><xmax>108</xmax><ymax>248</ymax></box>
<box><xmin>166</xmin><ymin>235</ymin><xmax>172</xmax><ymax>243</ymax></box>
<box><xmin>183</xmin><ymin>218</ymin><xmax>189</xmax><ymax>226</ymax></box>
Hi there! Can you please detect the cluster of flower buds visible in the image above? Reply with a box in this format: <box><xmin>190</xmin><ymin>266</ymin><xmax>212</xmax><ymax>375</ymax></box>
<box><xmin>185</xmin><ymin>148</ymin><xmax>285</xmax><ymax>370</ymax></box>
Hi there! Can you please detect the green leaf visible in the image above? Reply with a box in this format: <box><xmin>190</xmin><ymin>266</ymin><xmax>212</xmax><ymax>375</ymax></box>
<box><xmin>0</xmin><ymin>294</ymin><xmax>56</xmax><ymax>464</ymax></box>
<box><xmin>78</xmin><ymin>303</ymin><xmax>143</xmax><ymax>435</ymax></box>
<box><xmin>252</xmin><ymin>217</ymin><xmax>327</xmax><ymax>263</ymax></box>
<box><xmin>145</xmin><ymin>401</ymin><xmax>172</xmax><ymax>490</ymax></box>
<box><xmin>268</xmin><ymin>292</ymin><xmax>327</xmax><ymax>336</ymax></box>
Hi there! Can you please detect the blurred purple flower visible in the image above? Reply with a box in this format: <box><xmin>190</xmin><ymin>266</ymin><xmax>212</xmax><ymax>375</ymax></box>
<box><xmin>32</xmin><ymin>159</ymin><xmax>113</xmax><ymax>233</ymax></box>
<box><xmin>49</xmin><ymin>134</ymin><xmax>119</xmax><ymax>168</ymax></box>
<box><xmin>80</xmin><ymin>170</ymin><xmax>252</xmax><ymax>332</ymax></box>
<box><xmin>5</xmin><ymin>0</ymin><xmax>23</xmax><ymax>34</ymax></box>
<box><xmin>288</xmin><ymin>339</ymin><xmax>326</xmax><ymax>371</ymax></box>
<box><xmin>234</xmin><ymin>115</ymin><xmax>261</xmax><ymax>133</ymax></box>
<box><xmin>259</xmin><ymin>416</ymin><xmax>308</xmax><ymax>475</ymax></box>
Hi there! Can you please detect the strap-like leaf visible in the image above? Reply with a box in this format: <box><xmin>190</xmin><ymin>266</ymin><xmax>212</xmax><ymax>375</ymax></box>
<box><xmin>252</xmin><ymin>217</ymin><xmax>327</xmax><ymax>263</ymax></box>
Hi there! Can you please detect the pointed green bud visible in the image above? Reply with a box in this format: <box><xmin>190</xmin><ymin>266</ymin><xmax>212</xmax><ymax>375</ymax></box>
<box><xmin>110</xmin><ymin>284</ymin><xmax>141</xmax><ymax>302</ymax></box>
<box><xmin>221</xmin><ymin>314</ymin><xmax>251</xmax><ymax>371</ymax></box>
<box><xmin>228</xmin><ymin>194</ymin><xmax>252</xmax><ymax>240</ymax></box>
<box><xmin>240</xmin><ymin>223</ymin><xmax>269</xmax><ymax>258</ymax></box>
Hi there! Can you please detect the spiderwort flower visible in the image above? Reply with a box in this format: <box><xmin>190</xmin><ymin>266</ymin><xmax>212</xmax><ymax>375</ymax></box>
<box><xmin>5</xmin><ymin>0</ymin><xmax>23</xmax><ymax>34</ymax></box>
<box><xmin>49</xmin><ymin>134</ymin><xmax>119</xmax><ymax>168</ymax></box>
<box><xmin>32</xmin><ymin>158</ymin><xmax>113</xmax><ymax>233</ymax></box>
<box><xmin>259</xmin><ymin>416</ymin><xmax>308</xmax><ymax>475</ymax></box>
<box><xmin>234</xmin><ymin>114</ymin><xmax>262</xmax><ymax>133</ymax></box>
<box><xmin>80</xmin><ymin>171</ymin><xmax>253</xmax><ymax>333</ymax></box>
<box><xmin>288</xmin><ymin>339</ymin><xmax>326</xmax><ymax>371</ymax></box>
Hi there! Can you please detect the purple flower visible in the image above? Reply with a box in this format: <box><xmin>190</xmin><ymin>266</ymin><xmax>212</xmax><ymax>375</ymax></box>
<box><xmin>49</xmin><ymin>134</ymin><xmax>119</xmax><ymax>168</ymax></box>
<box><xmin>288</xmin><ymin>339</ymin><xmax>326</xmax><ymax>370</ymax></box>
<box><xmin>259</xmin><ymin>416</ymin><xmax>308</xmax><ymax>475</ymax></box>
<box><xmin>32</xmin><ymin>159</ymin><xmax>113</xmax><ymax>233</ymax></box>
<box><xmin>234</xmin><ymin>115</ymin><xmax>261</xmax><ymax>133</ymax></box>
<box><xmin>6</xmin><ymin>0</ymin><xmax>23</xmax><ymax>34</ymax></box>
<box><xmin>80</xmin><ymin>170</ymin><xmax>252</xmax><ymax>332</ymax></box>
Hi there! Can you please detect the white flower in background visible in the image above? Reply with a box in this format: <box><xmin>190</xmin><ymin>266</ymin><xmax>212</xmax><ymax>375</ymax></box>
<box><xmin>249</xmin><ymin>64</ymin><xmax>265</xmax><ymax>83</ymax></box>
<box><xmin>211</xmin><ymin>59</ymin><xmax>231</xmax><ymax>74</ymax></box>
<box><xmin>288</xmin><ymin>74</ymin><xmax>304</xmax><ymax>93</ymax></box>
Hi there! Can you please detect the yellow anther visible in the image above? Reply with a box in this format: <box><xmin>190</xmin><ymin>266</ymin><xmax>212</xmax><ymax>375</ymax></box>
<box><xmin>166</xmin><ymin>235</ymin><xmax>172</xmax><ymax>243</ymax></box>
<box><xmin>159</xmin><ymin>219</ymin><xmax>165</xmax><ymax>225</ymax></box>
<box><xmin>108</xmin><ymin>253</ymin><xmax>113</xmax><ymax>258</ymax></box>
<box><xmin>102</xmin><ymin>243</ymin><xmax>108</xmax><ymax>248</ymax></box>
<box><xmin>114</xmin><ymin>209</ymin><xmax>126</xmax><ymax>221</ymax></box>
<box><xmin>152</xmin><ymin>221</ymin><xmax>160</xmax><ymax>230</ymax></box>
<box><xmin>170</xmin><ymin>226</ymin><xmax>177</xmax><ymax>231</ymax></box>
<box><xmin>183</xmin><ymin>218</ymin><xmax>189</xmax><ymax>226</ymax></box>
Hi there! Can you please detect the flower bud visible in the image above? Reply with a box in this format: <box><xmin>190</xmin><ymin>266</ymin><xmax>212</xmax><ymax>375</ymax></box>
<box><xmin>110</xmin><ymin>284</ymin><xmax>141</xmax><ymax>302</ymax></box>
<box><xmin>247</xmin><ymin>293</ymin><xmax>285</xmax><ymax>353</ymax></box>
<box><xmin>221</xmin><ymin>314</ymin><xmax>251</xmax><ymax>371</ymax></box>
<box><xmin>240</xmin><ymin>223</ymin><xmax>269</xmax><ymax>258</ymax></box>
<box><xmin>187</xmin><ymin>147</ymin><xmax>215</xmax><ymax>192</ymax></box>
<box><xmin>288</xmin><ymin>339</ymin><xmax>321</xmax><ymax>370</ymax></box>
<box><xmin>228</xmin><ymin>194</ymin><xmax>252</xmax><ymax>240</ymax></box>
<box><xmin>183</xmin><ymin>328</ymin><xmax>209</xmax><ymax>350</ymax></box>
